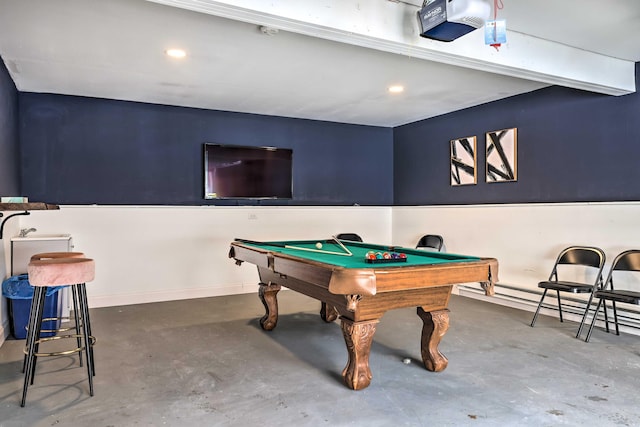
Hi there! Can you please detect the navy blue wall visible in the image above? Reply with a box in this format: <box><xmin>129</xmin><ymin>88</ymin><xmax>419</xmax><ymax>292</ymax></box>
<box><xmin>0</xmin><ymin>57</ymin><xmax>20</xmax><ymax>196</ymax></box>
<box><xmin>394</xmin><ymin>63</ymin><xmax>640</xmax><ymax>205</ymax></box>
<box><xmin>16</xmin><ymin>62</ymin><xmax>640</xmax><ymax>207</ymax></box>
<box><xmin>20</xmin><ymin>94</ymin><xmax>393</xmax><ymax>205</ymax></box>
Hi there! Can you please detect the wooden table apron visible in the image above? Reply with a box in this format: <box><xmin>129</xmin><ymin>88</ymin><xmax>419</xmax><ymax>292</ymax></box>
<box><xmin>229</xmin><ymin>241</ymin><xmax>496</xmax><ymax>390</ymax></box>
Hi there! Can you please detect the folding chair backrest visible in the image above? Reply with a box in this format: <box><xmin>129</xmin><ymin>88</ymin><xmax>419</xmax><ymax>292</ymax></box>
<box><xmin>603</xmin><ymin>250</ymin><xmax>640</xmax><ymax>291</ymax></box>
<box><xmin>416</xmin><ymin>235</ymin><xmax>444</xmax><ymax>251</ymax></box>
<box><xmin>336</xmin><ymin>233</ymin><xmax>363</xmax><ymax>242</ymax></box>
<box><xmin>551</xmin><ymin>246</ymin><xmax>605</xmax><ymax>282</ymax></box>
<box><xmin>611</xmin><ymin>250</ymin><xmax>640</xmax><ymax>273</ymax></box>
<box><xmin>556</xmin><ymin>247</ymin><xmax>605</xmax><ymax>269</ymax></box>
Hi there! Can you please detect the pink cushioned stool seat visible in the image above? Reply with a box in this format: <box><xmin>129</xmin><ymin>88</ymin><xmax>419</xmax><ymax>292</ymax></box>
<box><xmin>28</xmin><ymin>258</ymin><xmax>95</xmax><ymax>287</ymax></box>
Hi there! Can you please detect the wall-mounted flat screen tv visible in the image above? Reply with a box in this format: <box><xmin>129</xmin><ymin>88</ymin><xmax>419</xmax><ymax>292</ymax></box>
<box><xmin>204</xmin><ymin>144</ymin><xmax>293</xmax><ymax>199</ymax></box>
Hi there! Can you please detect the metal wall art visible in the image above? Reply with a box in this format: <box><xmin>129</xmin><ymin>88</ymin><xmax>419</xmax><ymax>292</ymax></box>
<box><xmin>486</xmin><ymin>128</ymin><xmax>517</xmax><ymax>182</ymax></box>
<box><xmin>450</xmin><ymin>136</ymin><xmax>477</xmax><ymax>186</ymax></box>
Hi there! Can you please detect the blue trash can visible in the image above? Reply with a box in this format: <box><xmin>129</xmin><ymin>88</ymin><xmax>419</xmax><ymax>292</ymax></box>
<box><xmin>2</xmin><ymin>274</ymin><xmax>63</xmax><ymax>340</ymax></box>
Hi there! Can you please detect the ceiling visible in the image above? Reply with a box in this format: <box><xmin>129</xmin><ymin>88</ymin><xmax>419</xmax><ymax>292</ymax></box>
<box><xmin>0</xmin><ymin>0</ymin><xmax>638</xmax><ymax>127</ymax></box>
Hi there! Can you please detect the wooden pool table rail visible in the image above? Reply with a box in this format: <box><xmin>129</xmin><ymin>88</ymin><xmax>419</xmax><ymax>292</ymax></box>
<box><xmin>229</xmin><ymin>241</ymin><xmax>498</xmax><ymax>297</ymax></box>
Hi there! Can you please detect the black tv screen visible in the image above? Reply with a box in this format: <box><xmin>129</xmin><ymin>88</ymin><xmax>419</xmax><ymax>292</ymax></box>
<box><xmin>204</xmin><ymin>144</ymin><xmax>293</xmax><ymax>199</ymax></box>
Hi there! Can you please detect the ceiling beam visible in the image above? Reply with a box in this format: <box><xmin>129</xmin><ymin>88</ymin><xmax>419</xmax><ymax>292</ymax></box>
<box><xmin>146</xmin><ymin>0</ymin><xmax>635</xmax><ymax>96</ymax></box>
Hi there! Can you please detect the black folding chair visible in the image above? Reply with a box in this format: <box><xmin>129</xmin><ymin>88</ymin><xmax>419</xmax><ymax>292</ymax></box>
<box><xmin>415</xmin><ymin>234</ymin><xmax>443</xmax><ymax>251</ymax></box>
<box><xmin>336</xmin><ymin>233</ymin><xmax>363</xmax><ymax>242</ymax></box>
<box><xmin>584</xmin><ymin>250</ymin><xmax>640</xmax><ymax>342</ymax></box>
<box><xmin>530</xmin><ymin>246</ymin><xmax>606</xmax><ymax>338</ymax></box>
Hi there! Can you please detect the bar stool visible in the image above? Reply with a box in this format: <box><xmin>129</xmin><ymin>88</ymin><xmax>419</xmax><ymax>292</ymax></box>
<box><xmin>23</xmin><ymin>252</ymin><xmax>86</xmax><ymax>372</ymax></box>
<box><xmin>21</xmin><ymin>257</ymin><xmax>96</xmax><ymax>407</ymax></box>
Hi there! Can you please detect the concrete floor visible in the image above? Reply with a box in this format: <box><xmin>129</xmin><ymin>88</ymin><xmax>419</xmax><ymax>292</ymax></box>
<box><xmin>0</xmin><ymin>291</ymin><xmax>639</xmax><ymax>427</ymax></box>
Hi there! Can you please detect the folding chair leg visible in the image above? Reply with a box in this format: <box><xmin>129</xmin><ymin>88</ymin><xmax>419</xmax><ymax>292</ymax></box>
<box><xmin>602</xmin><ymin>301</ymin><xmax>610</xmax><ymax>333</ymax></box>
<box><xmin>556</xmin><ymin>290</ymin><xmax>563</xmax><ymax>322</ymax></box>
<box><xmin>576</xmin><ymin>292</ymin><xmax>596</xmax><ymax>338</ymax></box>
<box><xmin>585</xmin><ymin>299</ymin><xmax>604</xmax><ymax>342</ymax></box>
<box><xmin>530</xmin><ymin>289</ymin><xmax>548</xmax><ymax>327</ymax></box>
<box><xmin>612</xmin><ymin>301</ymin><xmax>620</xmax><ymax>335</ymax></box>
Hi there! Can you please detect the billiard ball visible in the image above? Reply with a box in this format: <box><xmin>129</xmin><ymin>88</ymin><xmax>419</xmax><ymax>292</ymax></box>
<box><xmin>383</xmin><ymin>252</ymin><xmax>391</xmax><ymax>259</ymax></box>
<box><xmin>316</xmin><ymin>242</ymin><xmax>323</xmax><ymax>249</ymax></box>
<box><xmin>399</xmin><ymin>253</ymin><xmax>407</xmax><ymax>259</ymax></box>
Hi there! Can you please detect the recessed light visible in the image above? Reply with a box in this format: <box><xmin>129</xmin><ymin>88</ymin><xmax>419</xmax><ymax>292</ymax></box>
<box><xmin>166</xmin><ymin>49</ymin><xmax>187</xmax><ymax>58</ymax></box>
<box><xmin>388</xmin><ymin>85</ymin><xmax>404</xmax><ymax>93</ymax></box>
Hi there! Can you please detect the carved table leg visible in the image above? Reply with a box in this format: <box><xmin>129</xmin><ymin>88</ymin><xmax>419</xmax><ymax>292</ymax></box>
<box><xmin>320</xmin><ymin>302</ymin><xmax>338</xmax><ymax>322</ymax></box>
<box><xmin>258</xmin><ymin>282</ymin><xmax>281</xmax><ymax>331</ymax></box>
<box><xmin>340</xmin><ymin>318</ymin><xmax>379</xmax><ymax>390</ymax></box>
<box><xmin>417</xmin><ymin>307</ymin><xmax>450</xmax><ymax>372</ymax></box>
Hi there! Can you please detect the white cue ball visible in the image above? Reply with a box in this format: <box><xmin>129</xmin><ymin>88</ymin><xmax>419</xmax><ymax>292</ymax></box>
<box><xmin>316</xmin><ymin>242</ymin><xmax>323</xmax><ymax>249</ymax></box>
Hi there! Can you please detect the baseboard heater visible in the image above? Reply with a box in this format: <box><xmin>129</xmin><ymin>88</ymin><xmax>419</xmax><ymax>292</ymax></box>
<box><xmin>458</xmin><ymin>283</ymin><xmax>640</xmax><ymax>334</ymax></box>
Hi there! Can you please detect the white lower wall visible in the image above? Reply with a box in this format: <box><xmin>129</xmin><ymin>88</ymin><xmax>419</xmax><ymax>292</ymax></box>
<box><xmin>393</xmin><ymin>202</ymin><xmax>640</xmax><ymax>337</ymax></box>
<box><xmin>392</xmin><ymin>202</ymin><xmax>640</xmax><ymax>291</ymax></box>
<box><xmin>14</xmin><ymin>205</ymin><xmax>391</xmax><ymax>309</ymax></box>
<box><xmin>3</xmin><ymin>202</ymin><xmax>639</xmax><ymax>346</ymax></box>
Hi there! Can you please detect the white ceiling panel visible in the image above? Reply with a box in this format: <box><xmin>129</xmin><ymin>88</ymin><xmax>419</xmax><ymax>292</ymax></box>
<box><xmin>0</xmin><ymin>0</ymin><xmax>637</xmax><ymax>127</ymax></box>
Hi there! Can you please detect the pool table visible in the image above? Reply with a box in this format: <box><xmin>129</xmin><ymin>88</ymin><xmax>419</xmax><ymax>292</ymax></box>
<box><xmin>229</xmin><ymin>238</ymin><xmax>498</xmax><ymax>390</ymax></box>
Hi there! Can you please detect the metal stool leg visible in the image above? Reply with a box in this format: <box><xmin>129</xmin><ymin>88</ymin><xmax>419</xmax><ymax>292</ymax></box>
<box><xmin>21</xmin><ymin>291</ymin><xmax>42</xmax><ymax>374</ymax></box>
<box><xmin>81</xmin><ymin>285</ymin><xmax>95</xmax><ymax>377</ymax></box>
<box><xmin>78</xmin><ymin>283</ymin><xmax>94</xmax><ymax>395</ymax></box>
<box><xmin>77</xmin><ymin>283</ymin><xmax>95</xmax><ymax>377</ymax></box>
<box><xmin>21</xmin><ymin>287</ymin><xmax>46</xmax><ymax>407</ymax></box>
<box><xmin>71</xmin><ymin>285</ymin><xmax>84</xmax><ymax>367</ymax></box>
<box><xmin>29</xmin><ymin>288</ymin><xmax>48</xmax><ymax>386</ymax></box>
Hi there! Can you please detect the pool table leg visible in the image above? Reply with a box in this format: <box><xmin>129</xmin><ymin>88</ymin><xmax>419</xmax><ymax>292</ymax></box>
<box><xmin>320</xmin><ymin>302</ymin><xmax>338</xmax><ymax>322</ymax></box>
<box><xmin>258</xmin><ymin>282</ymin><xmax>281</xmax><ymax>331</ymax></box>
<box><xmin>417</xmin><ymin>307</ymin><xmax>449</xmax><ymax>372</ymax></box>
<box><xmin>340</xmin><ymin>317</ymin><xmax>379</xmax><ymax>390</ymax></box>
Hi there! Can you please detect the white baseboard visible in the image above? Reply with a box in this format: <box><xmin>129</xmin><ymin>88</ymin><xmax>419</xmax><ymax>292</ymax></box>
<box><xmin>458</xmin><ymin>285</ymin><xmax>640</xmax><ymax>337</ymax></box>
<box><xmin>88</xmin><ymin>284</ymin><xmax>256</xmax><ymax>309</ymax></box>
<box><xmin>460</xmin><ymin>287</ymin><xmax>581</xmax><ymax>320</ymax></box>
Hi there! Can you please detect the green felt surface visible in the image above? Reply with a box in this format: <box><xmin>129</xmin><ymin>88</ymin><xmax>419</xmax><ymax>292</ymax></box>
<box><xmin>238</xmin><ymin>239</ymin><xmax>480</xmax><ymax>269</ymax></box>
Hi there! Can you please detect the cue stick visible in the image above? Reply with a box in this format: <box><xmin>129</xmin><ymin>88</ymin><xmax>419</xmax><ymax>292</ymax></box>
<box><xmin>285</xmin><ymin>236</ymin><xmax>353</xmax><ymax>256</ymax></box>
<box><xmin>236</xmin><ymin>237</ymin><xmax>353</xmax><ymax>256</ymax></box>
<box><xmin>331</xmin><ymin>236</ymin><xmax>354</xmax><ymax>256</ymax></box>
<box><xmin>234</xmin><ymin>238</ymin><xmax>286</xmax><ymax>247</ymax></box>
<box><xmin>283</xmin><ymin>244</ymin><xmax>353</xmax><ymax>256</ymax></box>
